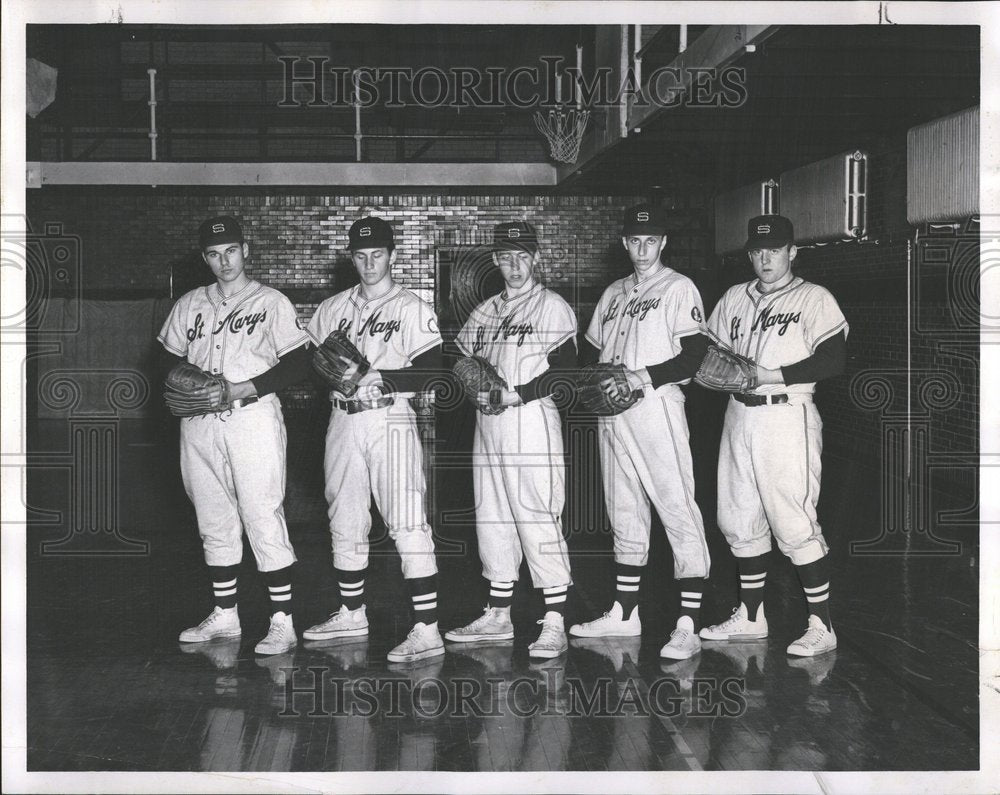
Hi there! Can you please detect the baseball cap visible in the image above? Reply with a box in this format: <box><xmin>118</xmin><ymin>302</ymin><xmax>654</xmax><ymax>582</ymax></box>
<box><xmin>621</xmin><ymin>204</ymin><xmax>668</xmax><ymax>236</ymax></box>
<box><xmin>493</xmin><ymin>221</ymin><xmax>538</xmax><ymax>253</ymax></box>
<box><xmin>745</xmin><ymin>214</ymin><xmax>794</xmax><ymax>250</ymax></box>
<box><xmin>348</xmin><ymin>216</ymin><xmax>394</xmax><ymax>250</ymax></box>
<box><xmin>199</xmin><ymin>215</ymin><xmax>244</xmax><ymax>248</ymax></box>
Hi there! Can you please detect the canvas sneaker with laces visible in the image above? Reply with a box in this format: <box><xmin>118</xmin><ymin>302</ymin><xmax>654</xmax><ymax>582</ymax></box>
<box><xmin>444</xmin><ymin>606</ymin><xmax>514</xmax><ymax>642</ymax></box>
<box><xmin>387</xmin><ymin>621</ymin><xmax>445</xmax><ymax>663</ymax></box>
<box><xmin>786</xmin><ymin>614</ymin><xmax>837</xmax><ymax>657</ymax></box>
<box><xmin>660</xmin><ymin>616</ymin><xmax>702</xmax><ymax>660</ymax></box>
<box><xmin>303</xmin><ymin>604</ymin><xmax>369</xmax><ymax>641</ymax></box>
<box><xmin>255</xmin><ymin>611</ymin><xmax>297</xmax><ymax>655</ymax></box>
<box><xmin>568</xmin><ymin>601</ymin><xmax>641</xmax><ymax>638</ymax></box>
<box><xmin>179</xmin><ymin>606</ymin><xmax>241</xmax><ymax>643</ymax></box>
<box><xmin>528</xmin><ymin>612</ymin><xmax>568</xmax><ymax>659</ymax></box>
<box><xmin>699</xmin><ymin>603</ymin><xmax>768</xmax><ymax>641</ymax></box>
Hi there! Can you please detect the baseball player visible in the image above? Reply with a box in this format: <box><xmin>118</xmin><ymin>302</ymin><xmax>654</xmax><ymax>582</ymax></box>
<box><xmin>569</xmin><ymin>204</ymin><xmax>712</xmax><ymax>661</ymax></box>
<box><xmin>445</xmin><ymin>221</ymin><xmax>577</xmax><ymax>658</ymax></box>
<box><xmin>302</xmin><ymin>216</ymin><xmax>445</xmax><ymax>663</ymax></box>
<box><xmin>160</xmin><ymin>215</ymin><xmax>310</xmax><ymax>655</ymax></box>
<box><xmin>699</xmin><ymin>214</ymin><xmax>847</xmax><ymax>657</ymax></box>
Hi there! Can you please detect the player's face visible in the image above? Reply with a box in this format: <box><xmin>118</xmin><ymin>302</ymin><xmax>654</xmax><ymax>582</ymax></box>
<box><xmin>494</xmin><ymin>249</ymin><xmax>538</xmax><ymax>293</ymax></box>
<box><xmin>202</xmin><ymin>241</ymin><xmax>249</xmax><ymax>285</ymax></box>
<box><xmin>748</xmin><ymin>244</ymin><xmax>797</xmax><ymax>291</ymax></box>
<box><xmin>352</xmin><ymin>246</ymin><xmax>395</xmax><ymax>289</ymax></box>
<box><xmin>622</xmin><ymin>235</ymin><xmax>667</xmax><ymax>274</ymax></box>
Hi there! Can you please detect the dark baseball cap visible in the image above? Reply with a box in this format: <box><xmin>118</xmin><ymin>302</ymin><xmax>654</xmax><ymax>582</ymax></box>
<box><xmin>745</xmin><ymin>214</ymin><xmax>794</xmax><ymax>250</ymax></box>
<box><xmin>621</xmin><ymin>204</ymin><xmax>668</xmax><ymax>236</ymax></box>
<box><xmin>199</xmin><ymin>215</ymin><xmax>244</xmax><ymax>248</ymax></box>
<box><xmin>493</xmin><ymin>221</ymin><xmax>538</xmax><ymax>253</ymax></box>
<box><xmin>348</xmin><ymin>216</ymin><xmax>394</xmax><ymax>250</ymax></box>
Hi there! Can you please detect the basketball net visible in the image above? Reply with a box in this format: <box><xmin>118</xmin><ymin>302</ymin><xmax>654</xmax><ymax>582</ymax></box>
<box><xmin>534</xmin><ymin>106</ymin><xmax>591</xmax><ymax>164</ymax></box>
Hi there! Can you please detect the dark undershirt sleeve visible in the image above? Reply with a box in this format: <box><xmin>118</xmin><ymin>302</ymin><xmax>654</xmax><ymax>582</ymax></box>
<box><xmin>250</xmin><ymin>344</ymin><xmax>311</xmax><ymax>397</ymax></box>
<box><xmin>646</xmin><ymin>333</ymin><xmax>711</xmax><ymax>388</ymax></box>
<box><xmin>377</xmin><ymin>346</ymin><xmax>444</xmax><ymax>393</ymax></box>
<box><xmin>780</xmin><ymin>332</ymin><xmax>847</xmax><ymax>385</ymax></box>
<box><xmin>579</xmin><ymin>338</ymin><xmax>601</xmax><ymax>367</ymax></box>
<box><xmin>514</xmin><ymin>338</ymin><xmax>579</xmax><ymax>404</ymax></box>
<box><xmin>159</xmin><ymin>349</ymin><xmax>185</xmax><ymax>382</ymax></box>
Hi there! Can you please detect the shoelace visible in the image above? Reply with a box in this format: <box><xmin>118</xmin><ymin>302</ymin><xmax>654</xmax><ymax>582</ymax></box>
<box><xmin>799</xmin><ymin>626</ymin><xmax>826</xmax><ymax>647</ymax></box>
<box><xmin>200</xmin><ymin>610</ymin><xmax>225</xmax><ymax>629</ymax></box>
<box><xmin>668</xmin><ymin>628</ymin><xmax>690</xmax><ymax>645</ymax></box>
<box><xmin>534</xmin><ymin>620</ymin><xmax>562</xmax><ymax>647</ymax></box>
<box><xmin>718</xmin><ymin>607</ymin><xmax>743</xmax><ymax>629</ymax></box>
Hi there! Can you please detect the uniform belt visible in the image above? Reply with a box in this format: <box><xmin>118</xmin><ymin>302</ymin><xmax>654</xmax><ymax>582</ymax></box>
<box><xmin>333</xmin><ymin>396</ymin><xmax>395</xmax><ymax>414</ymax></box>
<box><xmin>734</xmin><ymin>392</ymin><xmax>788</xmax><ymax>407</ymax></box>
<box><xmin>229</xmin><ymin>396</ymin><xmax>259</xmax><ymax>409</ymax></box>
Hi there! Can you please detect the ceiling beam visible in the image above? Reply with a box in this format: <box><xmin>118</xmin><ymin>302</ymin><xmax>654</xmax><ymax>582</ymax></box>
<box><xmin>27</xmin><ymin>161</ymin><xmax>557</xmax><ymax>187</ymax></box>
<box><xmin>557</xmin><ymin>25</ymin><xmax>778</xmax><ymax>185</ymax></box>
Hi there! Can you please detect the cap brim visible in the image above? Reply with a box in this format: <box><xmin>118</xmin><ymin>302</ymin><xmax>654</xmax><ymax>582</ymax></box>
<box><xmin>621</xmin><ymin>225</ymin><xmax>667</xmax><ymax>236</ymax></box>
<box><xmin>744</xmin><ymin>236</ymin><xmax>792</xmax><ymax>250</ymax></box>
<box><xmin>494</xmin><ymin>242</ymin><xmax>538</xmax><ymax>252</ymax></box>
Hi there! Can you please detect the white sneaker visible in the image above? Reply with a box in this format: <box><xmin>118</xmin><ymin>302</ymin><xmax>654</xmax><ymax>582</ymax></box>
<box><xmin>255</xmin><ymin>611</ymin><xmax>297</xmax><ymax>655</ymax></box>
<box><xmin>179</xmin><ymin>606</ymin><xmax>241</xmax><ymax>643</ymax></box>
<box><xmin>444</xmin><ymin>606</ymin><xmax>514</xmax><ymax>642</ymax></box>
<box><xmin>387</xmin><ymin>621</ymin><xmax>445</xmax><ymax>663</ymax></box>
<box><xmin>528</xmin><ymin>612</ymin><xmax>568</xmax><ymax>659</ymax></box>
<box><xmin>568</xmin><ymin>601</ymin><xmax>641</xmax><ymax>638</ymax></box>
<box><xmin>786</xmin><ymin>615</ymin><xmax>837</xmax><ymax>657</ymax></box>
<box><xmin>699</xmin><ymin>604</ymin><xmax>768</xmax><ymax>641</ymax></box>
<box><xmin>660</xmin><ymin>616</ymin><xmax>702</xmax><ymax>660</ymax></box>
<box><xmin>303</xmin><ymin>604</ymin><xmax>369</xmax><ymax>641</ymax></box>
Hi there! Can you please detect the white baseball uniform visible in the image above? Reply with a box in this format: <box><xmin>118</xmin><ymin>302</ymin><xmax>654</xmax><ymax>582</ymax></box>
<box><xmin>158</xmin><ymin>279</ymin><xmax>307</xmax><ymax>571</ymax></box>
<box><xmin>706</xmin><ymin>276</ymin><xmax>849</xmax><ymax>565</ymax></box>
<box><xmin>586</xmin><ymin>267</ymin><xmax>711</xmax><ymax>578</ymax></box>
<box><xmin>308</xmin><ymin>282</ymin><xmax>441</xmax><ymax>579</ymax></box>
<box><xmin>455</xmin><ymin>283</ymin><xmax>576</xmax><ymax>588</ymax></box>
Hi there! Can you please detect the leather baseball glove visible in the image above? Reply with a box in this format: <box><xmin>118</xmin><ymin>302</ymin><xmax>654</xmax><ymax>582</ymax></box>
<box><xmin>695</xmin><ymin>345</ymin><xmax>759</xmax><ymax>392</ymax></box>
<box><xmin>164</xmin><ymin>362</ymin><xmax>232</xmax><ymax>417</ymax></box>
<box><xmin>575</xmin><ymin>363</ymin><xmax>643</xmax><ymax>415</ymax></box>
<box><xmin>312</xmin><ymin>330</ymin><xmax>371</xmax><ymax>398</ymax></box>
<box><xmin>453</xmin><ymin>355</ymin><xmax>508</xmax><ymax>415</ymax></box>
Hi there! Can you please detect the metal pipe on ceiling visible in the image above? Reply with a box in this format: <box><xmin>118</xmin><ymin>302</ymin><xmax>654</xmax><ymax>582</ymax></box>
<box><xmin>147</xmin><ymin>68</ymin><xmax>158</xmax><ymax>161</ymax></box>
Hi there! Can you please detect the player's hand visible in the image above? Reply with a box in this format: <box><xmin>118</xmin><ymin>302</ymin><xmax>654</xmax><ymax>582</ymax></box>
<box><xmin>624</xmin><ymin>368</ymin><xmax>650</xmax><ymax>393</ymax></box>
<box><xmin>228</xmin><ymin>379</ymin><xmax>257</xmax><ymax>401</ymax></box>
<box><xmin>475</xmin><ymin>388</ymin><xmax>522</xmax><ymax>408</ymax></box>
<box><xmin>754</xmin><ymin>365</ymin><xmax>785</xmax><ymax>386</ymax></box>
<box><xmin>354</xmin><ymin>369</ymin><xmax>385</xmax><ymax>401</ymax></box>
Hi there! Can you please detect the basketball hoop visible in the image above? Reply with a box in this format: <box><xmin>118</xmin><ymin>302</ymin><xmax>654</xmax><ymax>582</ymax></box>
<box><xmin>534</xmin><ymin>106</ymin><xmax>591</xmax><ymax>164</ymax></box>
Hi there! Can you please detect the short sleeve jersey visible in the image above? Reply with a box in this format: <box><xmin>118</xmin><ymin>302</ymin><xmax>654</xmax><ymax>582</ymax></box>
<box><xmin>706</xmin><ymin>276</ymin><xmax>849</xmax><ymax>395</ymax></box>
<box><xmin>585</xmin><ymin>267</ymin><xmax>706</xmax><ymax>381</ymax></box>
<box><xmin>158</xmin><ymin>279</ymin><xmax>307</xmax><ymax>382</ymax></box>
<box><xmin>307</xmin><ymin>282</ymin><xmax>442</xmax><ymax>397</ymax></box>
<box><xmin>455</xmin><ymin>283</ymin><xmax>577</xmax><ymax>386</ymax></box>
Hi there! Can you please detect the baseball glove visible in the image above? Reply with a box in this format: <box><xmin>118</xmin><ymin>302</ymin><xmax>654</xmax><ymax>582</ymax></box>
<box><xmin>695</xmin><ymin>345</ymin><xmax>759</xmax><ymax>392</ymax></box>
<box><xmin>164</xmin><ymin>362</ymin><xmax>232</xmax><ymax>417</ymax></box>
<box><xmin>575</xmin><ymin>363</ymin><xmax>643</xmax><ymax>415</ymax></box>
<box><xmin>453</xmin><ymin>356</ymin><xmax>508</xmax><ymax>415</ymax></box>
<box><xmin>312</xmin><ymin>330</ymin><xmax>371</xmax><ymax>398</ymax></box>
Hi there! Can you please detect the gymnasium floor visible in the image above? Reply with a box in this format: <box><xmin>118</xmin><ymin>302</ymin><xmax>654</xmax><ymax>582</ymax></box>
<box><xmin>25</xmin><ymin>398</ymin><xmax>979</xmax><ymax>773</ymax></box>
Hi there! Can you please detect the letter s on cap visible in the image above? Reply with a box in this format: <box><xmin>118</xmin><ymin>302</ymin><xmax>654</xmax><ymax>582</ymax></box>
<box><xmin>637</xmin><ymin>212</ymin><xmax>649</xmax><ymax>222</ymax></box>
<box><xmin>757</xmin><ymin>224</ymin><xmax>771</xmax><ymax>234</ymax></box>
<box><xmin>212</xmin><ymin>223</ymin><xmax>225</xmax><ymax>233</ymax></box>
<box><xmin>360</xmin><ymin>226</ymin><xmax>372</xmax><ymax>237</ymax></box>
